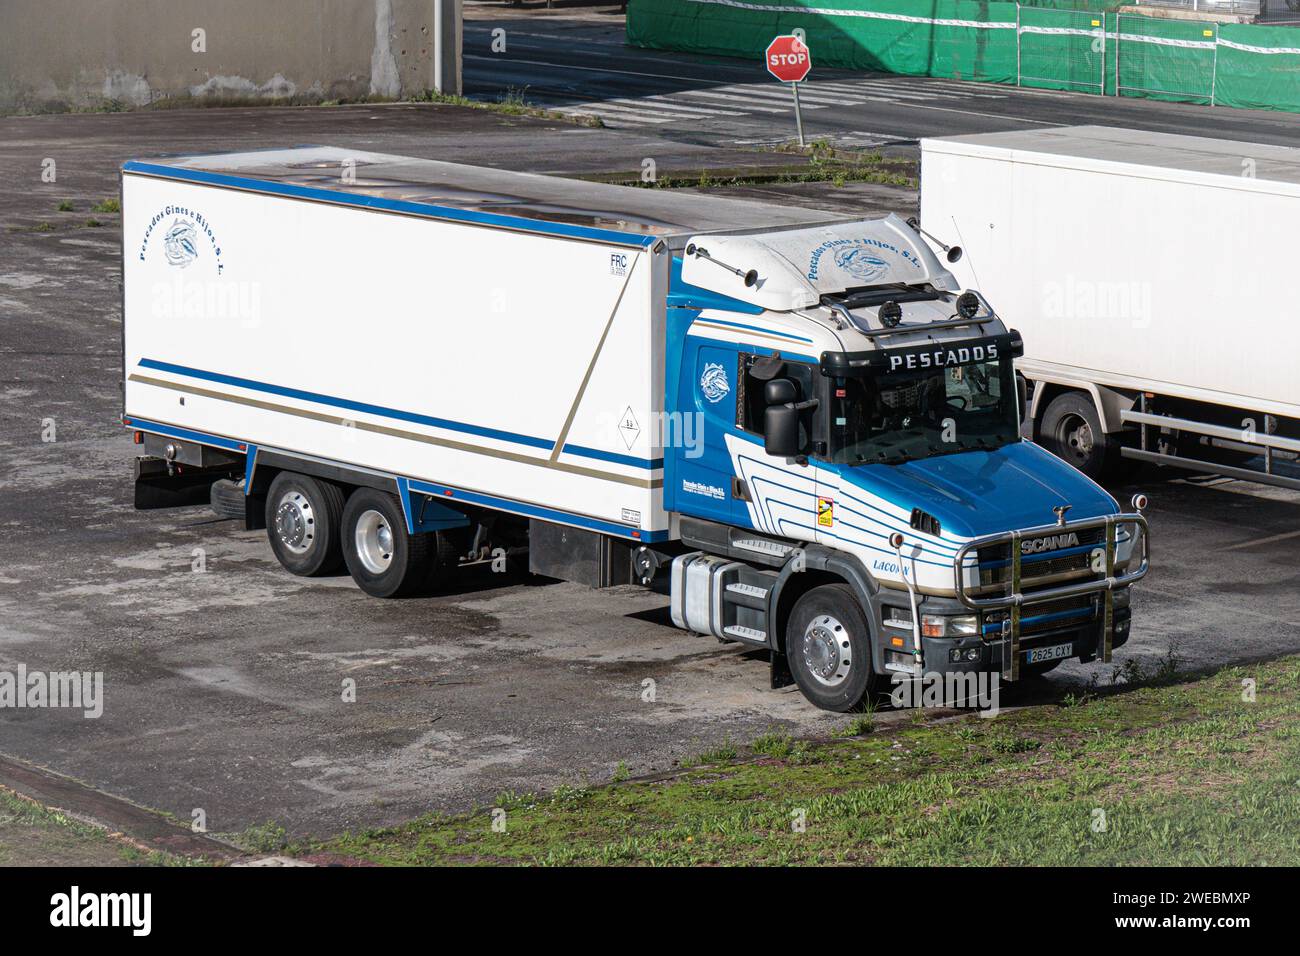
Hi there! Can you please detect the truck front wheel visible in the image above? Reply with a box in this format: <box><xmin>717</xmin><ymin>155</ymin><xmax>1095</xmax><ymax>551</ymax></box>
<box><xmin>1040</xmin><ymin>392</ymin><xmax>1111</xmax><ymax>481</ymax></box>
<box><xmin>265</xmin><ymin>472</ymin><xmax>346</xmax><ymax>576</ymax></box>
<box><xmin>785</xmin><ymin>583</ymin><xmax>878</xmax><ymax>712</ymax></box>
<box><xmin>341</xmin><ymin>488</ymin><xmax>434</xmax><ymax>598</ymax></box>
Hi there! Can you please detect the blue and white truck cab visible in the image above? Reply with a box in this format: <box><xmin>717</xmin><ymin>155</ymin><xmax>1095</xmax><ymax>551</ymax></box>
<box><xmin>660</xmin><ymin>216</ymin><xmax>1150</xmax><ymax>710</ymax></box>
<box><xmin>119</xmin><ymin>148</ymin><xmax>1148</xmax><ymax>713</ymax></box>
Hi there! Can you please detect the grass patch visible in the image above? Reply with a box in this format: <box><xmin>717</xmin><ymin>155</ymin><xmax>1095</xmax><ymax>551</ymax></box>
<box><xmin>0</xmin><ymin>788</ymin><xmax>195</xmax><ymax>866</ymax></box>
<box><xmin>406</xmin><ymin>87</ymin><xmax>601</xmax><ymax>127</ymax></box>
<box><xmin>606</xmin><ymin>139</ymin><xmax>915</xmax><ymax>191</ymax></box>
<box><xmin>302</xmin><ymin>653</ymin><xmax>1300</xmax><ymax>866</ymax></box>
<box><xmin>91</xmin><ymin>198</ymin><xmax>121</xmax><ymax>214</ymax></box>
<box><xmin>56</xmin><ymin>199</ymin><xmax>74</xmax><ymax>212</ymax></box>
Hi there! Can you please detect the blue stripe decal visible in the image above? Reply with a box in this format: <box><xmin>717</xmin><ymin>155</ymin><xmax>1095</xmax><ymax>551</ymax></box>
<box><xmin>123</xmin><ymin>161</ymin><xmax>657</xmax><ymax>249</ymax></box>
<box><xmin>407</xmin><ymin>479</ymin><xmax>668</xmax><ymax>543</ymax></box>
<box><xmin>692</xmin><ymin>316</ymin><xmax>814</xmax><ymax>344</ymax></box>
<box><xmin>561</xmin><ymin>443</ymin><xmax>663</xmax><ymax>470</ymax></box>
<box><xmin>137</xmin><ymin>358</ymin><xmax>661</xmax><ymax>471</ymax></box>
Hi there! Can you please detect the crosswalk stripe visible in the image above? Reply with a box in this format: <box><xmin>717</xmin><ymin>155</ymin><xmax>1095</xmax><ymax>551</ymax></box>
<box><xmin>554</xmin><ymin>105</ymin><xmax>672</xmax><ymax>125</ymax></box>
<box><xmin>710</xmin><ymin>85</ymin><xmax>864</xmax><ymax>106</ymax></box>
<box><xmin>624</xmin><ymin>96</ymin><xmax>742</xmax><ymax>116</ymax></box>
<box><xmin>672</xmin><ymin>90</ymin><xmax>813</xmax><ymax>113</ymax></box>
<box><xmin>583</xmin><ymin>100</ymin><xmax>711</xmax><ymax>119</ymax></box>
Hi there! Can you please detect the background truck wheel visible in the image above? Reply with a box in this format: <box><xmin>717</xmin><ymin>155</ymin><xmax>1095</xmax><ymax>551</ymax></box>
<box><xmin>341</xmin><ymin>488</ymin><xmax>434</xmax><ymax>598</ymax></box>
<box><xmin>785</xmin><ymin>583</ymin><xmax>878</xmax><ymax>712</ymax></box>
<box><xmin>1040</xmin><ymin>392</ymin><xmax>1113</xmax><ymax>481</ymax></box>
<box><xmin>265</xmin><ymin>472</ymin><xmax>345</xmax><ymax>576</ymax></box>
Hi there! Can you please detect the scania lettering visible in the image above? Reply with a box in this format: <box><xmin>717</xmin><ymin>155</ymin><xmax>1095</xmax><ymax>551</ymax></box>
<box><xmin>120</xmin><ymin>147</ymin><xmax>1149</xmax><ymax>711</ymax></box>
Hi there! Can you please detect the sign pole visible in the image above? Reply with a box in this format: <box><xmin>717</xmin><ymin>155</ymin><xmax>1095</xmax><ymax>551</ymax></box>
<box><xmin>791</xmin><ymin>81</ymin><xmax>805</xmax><ymax>147</ymax></box>
<box><xmin>765</xmin><ymin>35</ymin><xmax>812</xmax><ymax>147</ymax></box>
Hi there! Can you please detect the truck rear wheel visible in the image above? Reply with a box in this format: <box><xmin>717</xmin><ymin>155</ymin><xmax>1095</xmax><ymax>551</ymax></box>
<box><xmin>341</xmin><ymin>488</ymin><xmax>434</xmax><ymax>598</ymax></box>
<box><xmin>785</xmin><ymin>583</ymin><xmax>878</xmax><ymax>712</ymax></box>
<box><xmin>1041</xmin><ymin>392</ymin><xmax>1112</xmax><ymax>481</ymax></box>
<box><xmin>265</xmin><ymin>472</ymin><xmax>346</xmax><ymax>576</ymax></box>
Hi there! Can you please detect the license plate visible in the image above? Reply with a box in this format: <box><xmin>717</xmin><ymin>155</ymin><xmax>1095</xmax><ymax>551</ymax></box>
<box><xmin>1025</xmin><ymin>642</ymin><xmax>1074</xmax><ymax>664</ymax></box>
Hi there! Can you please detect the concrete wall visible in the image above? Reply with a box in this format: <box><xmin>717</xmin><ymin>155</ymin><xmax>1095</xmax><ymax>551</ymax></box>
<box><xmin>0</xmin><ymin>0</ymin><xmax>462</xmax><ymax>114</ymax></box>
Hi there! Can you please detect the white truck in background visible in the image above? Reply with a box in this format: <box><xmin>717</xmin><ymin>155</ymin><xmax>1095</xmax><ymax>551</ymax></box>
<box><xmin>922</xmin><ymin>126</ymin><xmax>1300</xmax><ymax>489</ymax></box>
<box><xmin>120</xmin><ymin>146</ymin><xmax>1150</xmax><ymax>712</ymax></box>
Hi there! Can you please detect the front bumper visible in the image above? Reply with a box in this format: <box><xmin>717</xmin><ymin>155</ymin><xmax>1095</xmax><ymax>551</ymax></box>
<box><xmin>878</xmin><ymin>591</ymin><xmax>1132</xmax><ymax>678</ymax></box>
<box><xmin>951</xmin><ymin>512</ymin><xmax>1148</xmax><ymax>680</ymax></box>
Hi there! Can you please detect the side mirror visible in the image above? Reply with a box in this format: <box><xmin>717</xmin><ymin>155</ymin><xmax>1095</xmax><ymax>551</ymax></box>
<box><xmin>764</xmin><ymin>378</ymin><xmax>797</xmax><ymax>405</ymax></box>
<box><xmin>764</xmin><ymin>404</ymin><xmax>802</xmax><ymax>457</ymax></box>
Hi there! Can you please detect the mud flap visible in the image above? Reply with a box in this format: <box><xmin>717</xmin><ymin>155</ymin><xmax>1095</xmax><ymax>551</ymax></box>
<box><xmin>770</xmin><ymin>649</ymin><xmax>794</xmax><ymax>689</ymax></box>
<box><xmin>133</xmin><ymin>457</ymin><xmax>234</xmax><ymax>510</ymax></box>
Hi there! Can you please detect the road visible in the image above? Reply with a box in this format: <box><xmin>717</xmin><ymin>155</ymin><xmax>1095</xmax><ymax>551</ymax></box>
<box><xmin>463</xmin><ymin>5</ymin><xmax>1300</xmax><ymax>149</ymax></box>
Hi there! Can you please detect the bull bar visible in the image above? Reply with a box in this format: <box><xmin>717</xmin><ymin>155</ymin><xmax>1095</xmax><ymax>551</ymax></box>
<box><xmin>953</xmin><ymin>512</ymin><xmax>1150</xmax><ymax>681</ymax></box>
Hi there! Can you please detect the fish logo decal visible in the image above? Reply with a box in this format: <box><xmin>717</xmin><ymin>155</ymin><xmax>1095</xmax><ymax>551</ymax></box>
<box><xmin>163</xmin><ymin>218</ymin><xmax>199</xmax><ymax>268</ymax></box>
<box><xmin>833</xmin><ymin>245</ymin><xmax>888</xmax><ymax>282</ymax></box>
<box><xmin>700</xmin><ymin>362</ymin><xmax>730</xmax><ymax>404</ymax></box>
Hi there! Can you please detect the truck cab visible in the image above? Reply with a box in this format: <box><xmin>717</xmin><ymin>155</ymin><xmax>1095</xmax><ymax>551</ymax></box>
<box><xmin>661</xmin><ymin>215</ymin><xmax>1149</xmax><ymax>710</ymax></box>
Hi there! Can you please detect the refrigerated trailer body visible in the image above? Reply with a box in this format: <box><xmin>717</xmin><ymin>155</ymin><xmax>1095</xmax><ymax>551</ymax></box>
<box><xmin>921</xmin><ymin>125</ymin><xmax>1300</xmax><ymax>488</ymax></box>
<box><xmin>122</xmin><ymin>147</ymin><xmax>1148</xmax><ymax>711</ymax></box>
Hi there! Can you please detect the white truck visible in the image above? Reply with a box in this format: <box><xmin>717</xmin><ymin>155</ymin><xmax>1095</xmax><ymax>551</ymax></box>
<box><xmin>921</xmin><ymin>125</ymin><xmax>1300</xmax><ymax>489</ymax></box>
<box><xmin>121</xmin><ymin>147</ymin><xmax>1148</xmax><ymax>711</ymax></box>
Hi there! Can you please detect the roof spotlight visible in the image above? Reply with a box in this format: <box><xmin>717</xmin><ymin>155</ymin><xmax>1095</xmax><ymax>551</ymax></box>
<box><xmin>956</xmin><ymin>291</ymin><xmax>981</xmax><ymax>320</ymax></box>
<box><xmin>878</xmin><ymin>300</ymin><xmax>903</xmax><ymax>328</ymax></box>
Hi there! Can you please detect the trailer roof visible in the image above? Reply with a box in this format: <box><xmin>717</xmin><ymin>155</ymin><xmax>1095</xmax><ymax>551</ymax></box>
<box><xmin>123</xmin><ymin>146</ymin><xmax>847</xmax><ymax>248</ymax></box>
<box><xmin>922</xmin><ymin>125</ymin><xmax>1300</xmax><ymax>193</ymax></box>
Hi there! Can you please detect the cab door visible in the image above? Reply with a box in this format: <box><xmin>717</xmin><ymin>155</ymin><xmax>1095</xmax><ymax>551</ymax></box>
<box><xmin>667</xmin><ymin>337</ymin><xmax>744</xmax><ymax>527</ymax></box>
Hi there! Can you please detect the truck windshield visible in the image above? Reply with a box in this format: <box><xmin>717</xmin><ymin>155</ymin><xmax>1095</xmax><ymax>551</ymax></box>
<box><xmin>829</xmin><ymin>357</ymin><xmax>1018</xmax><ymax>465</ymax></box>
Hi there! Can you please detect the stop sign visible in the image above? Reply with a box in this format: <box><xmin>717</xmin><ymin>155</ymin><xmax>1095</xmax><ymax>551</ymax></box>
<box><xmin>765</xmin><ymin>35</ymin><xmax>812</xmax><ymax>83</ymax></box>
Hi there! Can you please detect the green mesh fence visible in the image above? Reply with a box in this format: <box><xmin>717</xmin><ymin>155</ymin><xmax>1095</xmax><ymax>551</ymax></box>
<box><xmin>626</xmin><ymin>0</ymin><xmax>1300</xmax><ymax>116</ymax></box>
<box><xmin>1215</xmin><ymin>24</ymin><xmax>1300</xmax><ymax>113</ymax></box>
<box><xmin>1115</xmin><ymin>13</ymin><xmax>1217</xmax><ymax>104</ymax></box>
<box><xmin>1017</xmin><ymin>7</ymin><xmax>1106</xmax><ymax>93</ymax></box>
<box><xmin>625</xmin><ymin>0</ymin><xmax>1020</xmax><ymax>83</ymax></box>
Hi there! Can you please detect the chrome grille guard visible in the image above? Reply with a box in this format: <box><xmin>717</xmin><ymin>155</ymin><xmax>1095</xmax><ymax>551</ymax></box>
<box><xmin>952</xmin><ymin>512</ymin><xmax>1150</xmax><ymax>680</ymax></box>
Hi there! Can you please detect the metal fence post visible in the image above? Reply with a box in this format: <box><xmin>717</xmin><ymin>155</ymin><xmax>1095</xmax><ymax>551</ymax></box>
<box><xmin>1211</xmin><ymin>24</ymin><xmax>1219</xmax><ymax>106</ymax></box>
<box><xmin>1099</xmin><ymin>17</ymin><xmax>1106</xmax><ymax>95</ymax></box>
<box><xmin>1016</xmin><ymin>4</ymin><xmax>1022</xmax><ymax>87</ymax></box>
<box><xmin>1114</xmin><ymin>14</ymin><xmax>1121</xmax><ymax>97</ymax></box>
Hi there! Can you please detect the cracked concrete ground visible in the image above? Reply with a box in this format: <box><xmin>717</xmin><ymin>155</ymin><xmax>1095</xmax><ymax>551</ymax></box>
<box><xmin>1</xmin><ymin>104</ymin><xmax>1299</xmax><ymax>840</ymax></box>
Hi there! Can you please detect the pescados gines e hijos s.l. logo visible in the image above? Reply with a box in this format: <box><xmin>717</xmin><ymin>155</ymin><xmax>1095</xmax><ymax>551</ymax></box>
<box><xmin>138</xmin><ymin>205</ymin><xmax>225</xmax><ymax>275</ymax></box>
<box><xmin>700</xmin><ymin>362</ymin><xmax>730</xmax><ymax>404</ymax></box>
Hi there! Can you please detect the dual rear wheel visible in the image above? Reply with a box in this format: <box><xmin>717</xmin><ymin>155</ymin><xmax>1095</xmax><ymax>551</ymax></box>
<box><xmin>265</xmin><ymin>473</ymin><xmax>454</xmax><ymax>597</ymax></box>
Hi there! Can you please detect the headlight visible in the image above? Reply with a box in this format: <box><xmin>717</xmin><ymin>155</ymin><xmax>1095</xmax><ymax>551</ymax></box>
<box><xmin>921</xmin><ymin>614</ymin><xmax>979</xmax><ymax>638</ymax></box>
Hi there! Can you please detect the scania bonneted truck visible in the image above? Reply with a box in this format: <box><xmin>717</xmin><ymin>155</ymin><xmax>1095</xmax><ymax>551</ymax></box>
<box><xmin>121</xmin><ymin>147</ymin><xmax>1149</xmax><ymax>711</ymax></box>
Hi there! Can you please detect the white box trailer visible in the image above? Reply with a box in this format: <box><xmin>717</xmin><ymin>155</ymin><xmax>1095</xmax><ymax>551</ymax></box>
<box><xmin>122</xmin><ymin>146</ymin><xmax>1149</xmax><ymax>711</ymax></box>
<box><xmin>123</xmin><ymin>147</ymin><xmax>836</xmax><ymax>549</ymax></box>
<box><xmin>921</xmin><ymin>125</ymin><xmax>1300</xmax><ymax>488</ymax></box>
